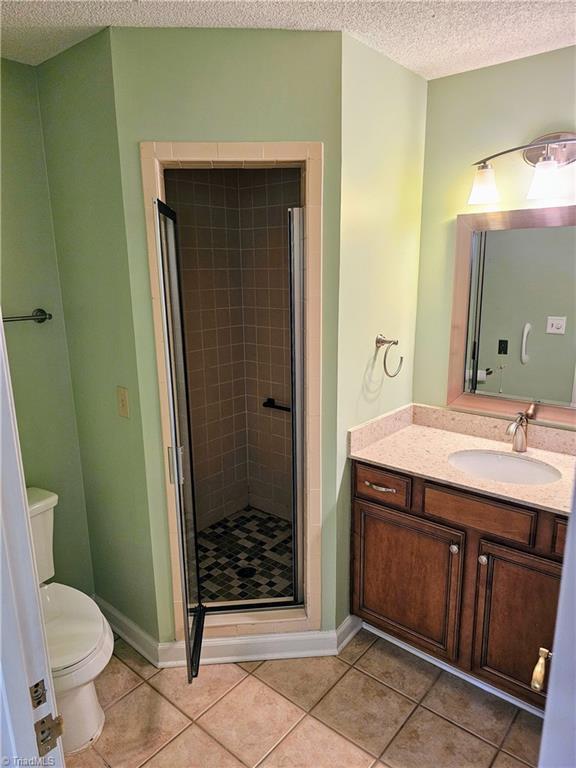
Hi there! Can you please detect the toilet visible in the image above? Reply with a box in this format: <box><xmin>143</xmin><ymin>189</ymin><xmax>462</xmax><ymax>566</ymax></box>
<box><xmin>27</xmin><ymin>488</ymin><xmax>114</xmax><ymax>754</ymax></box>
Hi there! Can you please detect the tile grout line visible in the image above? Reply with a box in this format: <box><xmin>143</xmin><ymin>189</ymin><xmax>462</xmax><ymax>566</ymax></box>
<box><xmin>242</xmin><ymin>640</ymin><xmax>429</xmax><ymax>763</ymax></box>
<box><xmin>374</xmin><ymin>666</ymin><xmax>479</xmax><ymax>763</ymax></box>
<box><xmin>194</xmin><ymin>662</ymin><xmax>377</xmax><ymax>765</ymax></box>
<box><xmin>498</xmin><ymin>749</ymin><xmax>537</xmax><ymax>768</ymax></box>
<box><xmin>102</xmin><ymin>636</ymin><xmax>535</xmax><ymax>768</ymax></box>
<box><xmin>136</xmin><ymin>721</ymin><xmax>195</xmax><ymax>768</ymax></box>
<box><xmin>131</xmin><ymin>677</ymin><xmax>252</xmax><ymax>768</ymax></box>
<box><xmin>377</xmin><ymin>703</ymin><xmax>426</xmax><ymax>763</ymax></box>
<box><xmin>112</xmin><ymin>647</ymin><xmax>162</xmax><ymax>683</ymax></box>
<box><xmin>254</xmin><ymin>665</ymin><xmax>387</xmax><ymax>762</ymax></box>
<box><xmin>349</xmin><ymin>648</ymin><xmax>523</xmax><ymax>756</ymax></box>
<box><xmin>91</xmin><ymin>679</ymin><xmax>192</xmax><ymax>768</ymax></box>
<box><xmin>143</xmin><ymin>668</ymin><xmax>256</xmax><ymax>767</ymax></box>
<box><xmin>347</xmin><ymin>660</ymin><xmax>426</xmax><ymax>705</ymax></box>
<box><xmin>148</xmin><ymin>665</ymin><xmax>250</xmax><ymax>723</ymax></box>
<box><xmin>417</xmin><ymin>697</ymin><xmax>518</xmax><ymax>749</ymax></box>
<box><xmin>497</xmin><ymin>708</ymin><xmax>540</xmax><ymax>768</ymax></box>
<box><xmin>307</xmin><ymin>664</ymin><xmax>410</xmax><ymax>760</ymax></box>
<box><xmin>253</xmin><ymin>655</ymin><xmax>349</xmax><ymax>713</ymax></box>
<box><xmin>251</xmin><ymin>709</ymin><xmax>307</xmax><ymax>768</ymax></box>
<box><xmin>93</xmin><ymin>664</ymin><xmax>249</xmax><ymax>768</ymax></box>
<box><xmin>100</xmin><ymin>677</ymin><xmax>146</xmax><ymax>714</ymax></box>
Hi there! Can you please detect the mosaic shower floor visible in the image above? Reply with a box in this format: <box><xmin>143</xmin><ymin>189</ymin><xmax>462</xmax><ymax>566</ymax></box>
<box><xmin>197</xmin><ymin>508</ymin><xmax>293</xmax><ymax>602</ymax></box>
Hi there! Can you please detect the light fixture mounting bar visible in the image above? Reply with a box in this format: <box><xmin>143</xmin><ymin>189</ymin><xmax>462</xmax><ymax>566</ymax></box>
<box><xmin>473</xmin><ymin>132</ymin><xmax>576</xmax><ymax>167</ymax></box>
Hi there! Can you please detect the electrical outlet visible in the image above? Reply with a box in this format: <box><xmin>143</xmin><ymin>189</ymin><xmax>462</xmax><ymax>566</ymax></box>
<box><xmin>117</xmin><ymin>386</ymin><xmax>130</xmax><ymax>418</ymax></box>
<box><xmin>546</xmin><ymin>316</ymin><xmax>567</xmax><ymax>335</ymax></box>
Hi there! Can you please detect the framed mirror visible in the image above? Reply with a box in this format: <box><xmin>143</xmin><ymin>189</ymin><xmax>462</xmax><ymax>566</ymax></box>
<box><xmin>448</xmin><ymin>205</ymin><xmax>576</xmax><ymax>427</ymax></box>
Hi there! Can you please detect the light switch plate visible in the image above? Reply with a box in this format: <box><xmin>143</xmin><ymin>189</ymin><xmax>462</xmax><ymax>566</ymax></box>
<box><xmin>546</xmin><ymin>316</ymin><xmax>567</xmax><ymax>335</ymax></box>
<box><xmin>117</xmin><ymin>386</ymin><xmax>130</xmax><ymax>418</ymax></box>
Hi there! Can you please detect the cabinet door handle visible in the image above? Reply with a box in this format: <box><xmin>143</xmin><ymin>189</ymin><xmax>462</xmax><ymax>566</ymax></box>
<box><xmin>449</xmin><ymin>544</ymin><xmax>459</xmax><ymax>554</ymax></box>
<box><xmin>478</xmin><ymin>555</ymin><xmax>488</xmax><ymax>565</ymax></box>
<box><xmin>364</xmin><ymin>480</ymin><xmax>397</xmax><ymax>494</ymax></box>
<box><xmin>531</xmin><ymin>647</ymin><xmax>552</xmax><ymax>691</ymax></box>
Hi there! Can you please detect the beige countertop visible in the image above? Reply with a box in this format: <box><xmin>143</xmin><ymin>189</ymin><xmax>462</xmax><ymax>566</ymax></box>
<box><xmin>350</xmin><ymin>424</ymin><xmax>575</xmax><ymax>516</ymax></box>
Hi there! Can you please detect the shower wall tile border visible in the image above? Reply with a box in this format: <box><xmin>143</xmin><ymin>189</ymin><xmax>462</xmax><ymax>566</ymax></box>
<box><xmin>140</xmin><ymin>141</ymin><xmax>323</xmax><ymax>641</ymax></box>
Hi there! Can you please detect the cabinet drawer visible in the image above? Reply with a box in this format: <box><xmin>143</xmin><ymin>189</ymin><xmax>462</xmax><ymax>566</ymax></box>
<box><xmin>552</xmin><ymin>518</ymin><xmax>567</xmax><ymax>557</ymax></box>
<box><xmin>355</xmin><ymin>464</ymin><xmax>411</xmax><ymax>510</ymax></box>
<box><xmin>424</xmin><ymin>486</ymin><xmax>536</xmax><ymax>546</ymax></box>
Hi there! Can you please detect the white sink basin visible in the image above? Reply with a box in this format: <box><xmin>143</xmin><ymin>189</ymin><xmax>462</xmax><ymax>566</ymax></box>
<box><xmin>448</xmin><ymin>450</ymin><xmax>561</xmax><ymax>485</ymax></box>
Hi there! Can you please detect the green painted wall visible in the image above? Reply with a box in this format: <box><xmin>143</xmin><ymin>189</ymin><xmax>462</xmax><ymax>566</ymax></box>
<box><xmin>477</xmin><ymin>227</ymin><xmax>576</xmax><ymax>404</ymax></box>
<box><xmin>8</xmin><ymin>30</ymin><xmax>572</xmax><ymax>641</ymax></box>
<box><xmin>1</xmin><ymin>59</ymin><xmax>94</xmax><ymax>593</ymax></box>
<box><xmin>413</xmin><ymin>46</ymin><xmax>576</xmax><ymax>406</ymax></box>
<box><xmin>335</xmin><ymin>36</ymin><xmax>427</xmax><ymax>624</ymax></box>
<box><xmin>108</xmin><ymin>28</ymin><xmax>343</xmax><ymax>630</ymax></box>
<box><xmin>36</xmin><ymin>32</ymin><xmax>168</xmax><ymax>639</ymax></box>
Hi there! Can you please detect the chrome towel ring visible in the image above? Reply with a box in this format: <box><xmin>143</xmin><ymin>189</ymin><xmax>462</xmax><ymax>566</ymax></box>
<box><xmin>375</xmin><ymin>334</ymin><xmax>404</xmax><ymax>378</ymax></box>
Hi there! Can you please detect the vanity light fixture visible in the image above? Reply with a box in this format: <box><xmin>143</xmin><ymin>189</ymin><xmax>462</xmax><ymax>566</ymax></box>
<box><xmin>468</xmin><ymin>162</ymin><xmax>500</xmax><ymax>205</ymax></box>
<box><xmin>527</xmin><ymin>155</ymin><xmax>561</xmax><ymax>200</ymax></box>
<box><xmin>468</xmin><ymin>131</ymin><xmax>576</xmax><ymax>204</ymax></box>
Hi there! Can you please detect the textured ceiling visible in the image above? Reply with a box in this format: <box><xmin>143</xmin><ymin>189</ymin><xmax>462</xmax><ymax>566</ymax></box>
<box><xmin>1</xmin><ymin>1</ymin><xmax>575</xmax><ymax>79</ymax></box>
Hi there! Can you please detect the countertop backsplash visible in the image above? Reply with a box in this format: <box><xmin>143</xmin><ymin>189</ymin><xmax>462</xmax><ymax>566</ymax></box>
<box><xmin>349</xmin><ymin>403</ymin><xmax>576</xmax><ymax>457</ymax></box>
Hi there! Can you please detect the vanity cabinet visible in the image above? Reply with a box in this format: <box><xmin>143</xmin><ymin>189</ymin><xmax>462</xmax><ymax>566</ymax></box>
<box><xmin>472</xmin><ymin>541</ymin><xmax>561</xmax><ymax>699</ymax></box>
<box><xmin>351</xmin><ymin>462</ymin><xmax>564</xmax><ymax>707</ymax></box>
<box><xmin>352</xmin><ymin>501</ymin><xmax>464</xmax><ymax>660</ymax></box>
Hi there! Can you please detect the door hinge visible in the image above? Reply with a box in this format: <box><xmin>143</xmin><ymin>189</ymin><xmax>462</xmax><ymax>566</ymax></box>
<box><xmin>34</xmin><ymin>712</ymin><xmax>64</xmax><ymax>756</ymax></box>
<box><xmin>29</xmin><ymin>679</ymin><xmax>47</xmax><ymax>709</ymax></box>
<box><xmin>168</xmin><ymin>445</ymin><xmax>184</xmax><ymax>485</ymax></box>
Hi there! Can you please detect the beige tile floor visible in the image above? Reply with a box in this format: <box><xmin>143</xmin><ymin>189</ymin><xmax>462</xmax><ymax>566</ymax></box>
<box><xmin>66</xmin><ymin>629</ymin><xmax>543</xmax><ymax>768</ymax></box>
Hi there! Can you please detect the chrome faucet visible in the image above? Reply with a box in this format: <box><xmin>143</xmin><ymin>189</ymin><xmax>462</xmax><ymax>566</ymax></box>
<box><xmin>506</xmin><ymin>403</ymin><xmax>537</xmax><ymax>453</ymax></box>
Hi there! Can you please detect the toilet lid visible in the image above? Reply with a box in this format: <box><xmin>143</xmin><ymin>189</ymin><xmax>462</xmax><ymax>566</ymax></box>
<box><xmin>41</xmin><ymin>583</ymin><xmax>105</xmax><ymax>671</ymax></box>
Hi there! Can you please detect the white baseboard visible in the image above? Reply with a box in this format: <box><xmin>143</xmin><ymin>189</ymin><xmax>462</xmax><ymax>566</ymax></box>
<box><xmin>362</xmin><ymin>621</ymin><xmax>544</xmax><ymax>718</ymax></box>
<box><xmin>94</xmin><ymin>595</ymin><xmax>160</xmax><ymax>666</ymax></box>
<box><xmin>159</xmin><ymin>614</ymin><xmax>362</xmax><ymax>667</ymax></box>
<box><xmin>94</xmin><ymin>594</ymin><xmax>362</xmax><ymax>669</ymax></box>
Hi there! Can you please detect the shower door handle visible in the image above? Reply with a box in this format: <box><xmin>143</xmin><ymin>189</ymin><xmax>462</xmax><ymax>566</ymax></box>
<box><xmin>168</xmin><ymin>446</ymin><xmax>184</xmax><ymax>485</ymax></box>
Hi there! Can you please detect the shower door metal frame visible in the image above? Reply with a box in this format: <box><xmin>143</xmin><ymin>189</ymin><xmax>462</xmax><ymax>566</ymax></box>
<box><xmin>155</xmin><ymin>197</ymin><xmax>307</xmax><ymax>615</ymax></box>
<box><xmin>155</xmin><ymin>199</ymin><xmax>205</xmax><ymax>680</ymax></box>
<box><xmin>195</xmin><ymin>203</ymin><xmax>306</xmax><ymax>613</ymax></box>
<box><xmin>289</xmin><ymin>207</ymin><xmax>305</xmax><ymax>605</ymax></box>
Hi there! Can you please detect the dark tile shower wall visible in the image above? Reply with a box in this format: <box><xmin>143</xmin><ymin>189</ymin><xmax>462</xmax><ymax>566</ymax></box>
<box><xmin>164</xmin><ymin>170</ymin><xmax>248</xmax><ymax>530</ymax></box>
<box><xmin>164</xmin><ymin>167</ymin><xmax>300</xmax><ymax>530</ymax></box>
<box><xmin>239</xmin><ymin>169</ymin><xmax>300</xmax><ymax>519</ymax></box>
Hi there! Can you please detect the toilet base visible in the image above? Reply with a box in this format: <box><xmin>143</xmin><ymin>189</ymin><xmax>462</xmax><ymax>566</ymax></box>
<box><xmin>57</xmin><ymin>680</ymin><xmax>105</xmax><ymax>754</ymax></box>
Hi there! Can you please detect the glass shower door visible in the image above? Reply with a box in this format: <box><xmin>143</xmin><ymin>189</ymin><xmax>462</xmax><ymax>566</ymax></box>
<box><xmin>155</xmin><ymin>199</ymin><xmax>205</xmax><ymax>681</ymax></box>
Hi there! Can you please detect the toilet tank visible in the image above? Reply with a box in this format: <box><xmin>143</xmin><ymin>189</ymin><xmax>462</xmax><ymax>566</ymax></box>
<box><xmin>26</xmin><ymin>487</ymin><xmax>58</xmax><ymax>583</ymax></box>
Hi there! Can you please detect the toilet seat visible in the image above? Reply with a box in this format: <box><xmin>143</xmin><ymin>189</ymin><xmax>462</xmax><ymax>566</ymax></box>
<box><xmin>40</xmin><ymin>582</ymin><xmax>108</xmax><ymax>671</ymax></box>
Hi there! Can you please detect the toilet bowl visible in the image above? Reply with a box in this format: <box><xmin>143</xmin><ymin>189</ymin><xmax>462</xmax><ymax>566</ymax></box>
<box><xmin>41</xmin><ymin>582</ymin><xmax>114</xmax><ymax>753</ymax></box>
<box><xmin>27</xmin><ymin>488</ymin><xmax>114</xmax><ymax>754</ymax></box>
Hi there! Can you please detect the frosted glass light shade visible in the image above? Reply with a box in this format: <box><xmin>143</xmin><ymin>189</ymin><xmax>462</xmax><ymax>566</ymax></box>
<box><xmin>527</xmin><ymin>158</ymin><xmax>561</xmax><ymax>200</ymax></box>
<box><xmin>468</xmin><ymin>164</ymin><xmax>500</xmax><ymax>205</ymax></box>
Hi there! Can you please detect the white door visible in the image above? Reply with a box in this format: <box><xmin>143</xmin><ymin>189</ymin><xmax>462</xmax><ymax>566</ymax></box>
<box><xmin>0</xmin><ymin>311</ymin><xmax>65</xmax><ymax>766</ymax></box>
<box><xmin>539</xmin><ymin>493</ymin><xmax>576</xmax><ymax>768</ymax></box>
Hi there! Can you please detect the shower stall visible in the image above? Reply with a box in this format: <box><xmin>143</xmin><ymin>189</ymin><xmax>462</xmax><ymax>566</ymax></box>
<box><xmin>155</xmin><ymin>166</ymin><xmax>305</xmax><ymax>675</ymax></box>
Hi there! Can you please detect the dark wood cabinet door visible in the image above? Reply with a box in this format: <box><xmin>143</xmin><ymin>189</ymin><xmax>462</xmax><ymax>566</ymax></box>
<box><xmin>352</xmin><ymin>501</ymin><xmax>465</xmax><ymax>660</ymax></box>
<box><xmin>473</xmin><ymin>540</ymin><xmax>561</xmax><ymax>703</ymax></box>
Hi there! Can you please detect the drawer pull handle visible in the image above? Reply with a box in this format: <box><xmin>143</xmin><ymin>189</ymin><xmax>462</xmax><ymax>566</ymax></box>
<box><xmin>449</xmin><ymin>544</ymin><xmax>459</xmax><ymax>554</ymax></box>
<box><xmin>478</xmin><ymin>555</ymin><xmax>488</xmax><ymax>565</ymax></box>
<box><xmin>531</xmin><ymin>647</ymin><xmax>552</xmax><ymax>691</ymax></box>
<box><xmin>364</xmin><ymin>480</ymin><xmax>397</xmax><ymax>494</ymax></box>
